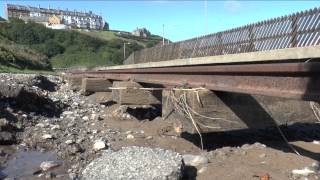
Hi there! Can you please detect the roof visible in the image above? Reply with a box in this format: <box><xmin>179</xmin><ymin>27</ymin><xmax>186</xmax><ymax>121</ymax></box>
<box><xmin>20</xmin><ymin>16</ymin><xmax>49</xmax><ymax>23</ymax></box>
<box><xmin>7</xmin><ymin>4</ymin><xmax>102</xmax><ymax>19</ymax></box>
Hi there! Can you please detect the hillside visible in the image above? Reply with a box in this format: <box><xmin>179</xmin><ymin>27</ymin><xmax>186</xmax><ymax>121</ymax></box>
<box><xmin>0</xmin><ymin>35</ymin><xmax>51</xmax><ymax>72</ymax></box>
<box><xmin>0</xmin><ymin>19</ymin><xmax>163</xmax><ymax>70</ymax></box>
<box><xmin>80</xmin><ymin>30</ymin><xmax>164</xmax><ymax>48</ymax></box>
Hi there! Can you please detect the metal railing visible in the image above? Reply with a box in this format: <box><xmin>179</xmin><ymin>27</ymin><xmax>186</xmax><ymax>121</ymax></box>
<box><xmin>125</xmin><ymin>7</ymin><xmax>320</xmax><ymax>64</ymax></box>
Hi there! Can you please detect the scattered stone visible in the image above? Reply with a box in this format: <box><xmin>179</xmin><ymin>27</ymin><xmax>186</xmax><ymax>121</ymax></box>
<box><xmin>182</xmin><ymin>154</ymin><xmax>209</xmax><ymax>167</ymax></box>
<box><xmin>42</xmin><ymin>134</ymin><xmax>54</xmax><ymax>139</ymax></box>
<box><xmin>40</xmin><ymin>161</ymin><xmax>60</xmax><ymax>171</ymax></box>
<box><xmin>65</xmin><ymin>139</ymin><xmax>74</xmax><ymax>145</ymax></box>
<box><xmin>93</xmin><ymin>140</ymin><xmax>107</xmax><ymax>151</ymax></box>
<box><xmin>292</xmin><ymin>167</ymin><xmax>315</xmax><ymax>176</ymax></box>
<box><xmin>146</xmin><ymin>136</ymin><xmax>153</xmax><ymax>140</ymax></box>
<box><xmin>82</xmin><ymin>116</ymin><xmax>89</xmax><ymax>121</ymax></box>
<box><xmin>126</xmin><ymin>134</ymin><xmax>135</xmax><ymax>139</ymax></box>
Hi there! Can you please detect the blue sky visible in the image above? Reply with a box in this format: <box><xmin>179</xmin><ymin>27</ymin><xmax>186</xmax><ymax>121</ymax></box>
<box><xmin>0</xmin><ymin>1</ymin><xmax>319</xmax><ymax>42</ymax></box>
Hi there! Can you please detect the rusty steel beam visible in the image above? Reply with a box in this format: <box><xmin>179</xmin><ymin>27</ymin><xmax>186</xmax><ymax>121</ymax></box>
<box><xmin>71</xmin><ymin>62</ymin><xmax>320</xmax><ymax>101</ymax></box>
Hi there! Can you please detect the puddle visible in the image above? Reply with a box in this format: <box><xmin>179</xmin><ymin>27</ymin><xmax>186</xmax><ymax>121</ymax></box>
<box><xmin>0</xmin><ymin>149</ymin><xmax>68</xmax><ymax>179</ymax></box>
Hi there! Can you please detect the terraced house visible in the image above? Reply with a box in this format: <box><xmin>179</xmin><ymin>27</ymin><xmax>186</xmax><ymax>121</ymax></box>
<box><xmin>4</xmin><ymin>3</ymin><xmax>108</xmax><ymax>30</ymax></box>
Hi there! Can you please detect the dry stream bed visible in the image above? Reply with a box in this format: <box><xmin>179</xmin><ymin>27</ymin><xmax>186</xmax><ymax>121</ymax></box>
<box><xmin>0</xmin><ymin>73</ymin><xmax>319</xmax><ymax>180</ymax></box>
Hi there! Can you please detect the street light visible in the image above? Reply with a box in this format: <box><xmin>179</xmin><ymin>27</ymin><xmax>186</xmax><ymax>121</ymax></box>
<box><xmin>123</xmin><ymin>42</ymin><xmax>131</xmax><ymax>60</ymax></box>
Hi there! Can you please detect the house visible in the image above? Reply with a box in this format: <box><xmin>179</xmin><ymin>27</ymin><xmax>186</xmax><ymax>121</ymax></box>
<box><xmin>6</xmin><ymin>4</ymin><xmax>107</xmax><ymax>30</ymax></box>
<box><xmin>132</xmin><ymin>28</ymin><xmax>151</xmax><ymax>38</ymax></box>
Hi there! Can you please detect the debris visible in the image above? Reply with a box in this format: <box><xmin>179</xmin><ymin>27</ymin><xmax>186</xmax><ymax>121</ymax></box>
<box><xmin>93</xmin><ymin>140</ymin><xmax>107</xmax><ymax>151</ymax></box>
<box><xmin>126</xmin><ymin>134</ymin><xmax>135</xmax><ymax>139</ymax></box>
<box><xmin>182</xmin><ymin>154</ymin><xmax>208</xmax><ymax>167</ymax></box>
<box><xmin>42</xmin><ymin>134</ymin><xmax>53</xmax><ymax>139</ymax></box>
<box><xmin>40</xmin><ymin>161</ymin><xmax>60</xmax><ymax>171</ymax></box>
<box><xmin>292</xmin><ymin>167</ymin><xmax>315</xmax><ymax>176</ymax></box>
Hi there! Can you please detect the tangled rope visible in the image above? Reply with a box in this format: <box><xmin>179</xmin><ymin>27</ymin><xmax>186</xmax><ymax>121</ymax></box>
<box><xmin>310</xmin><ymin>101</ymin><xmax>320</xmax><ymax>123</ymax></box>
<box><xmin>167</xmin><ymin>88</ymin><xmax>237</xmax><ymax>149</ymax></box>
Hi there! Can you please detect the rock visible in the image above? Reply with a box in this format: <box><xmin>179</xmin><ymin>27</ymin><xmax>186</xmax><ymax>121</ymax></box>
<box><xmin>82</xmin><ymin>146</ymin><xmax>183</xmax><ymax>180</ymax></box>
<box><xmin>36</xmin><ymin>123</ymin><xmax>46</xmax><ymax>128</ymax></box>
<box><xmin>146</xmin><ymin>136</ymin><xmax>153</xmax><ymax>140</ymax></box>
<box><xmin>292</xmin><ymin>167</ymin><xmax>315</xmax><ymax>176</ymax></box>
<box><xmin>42</xmin><ymin>134</ymin><xmax>54</xmax><ymax>139</ymax></box>
<box><xmin>126</xmin><ymin>134</ymin><xmax>135</xmax><ymax>139</ymax></box>
<box><xmin>63</xmin><ymin>111</ymin><xmax>74</xmax><ymax>115</ymax></box>
<box><xmin>197</xmin><ymin>166</ymin><xmax>208</xmax><ymax>174</ymax></box>
<box><xmin>51</xmin><ymin>125</ymin><xmax>60</xmax><ymax>130</ymax></box>
<box><xmin>82</xmin><ymin>116</ymin><xmax>89</xmax><ymax>121</ymax></box>
<box><xmin>259</xmin><ymin>153</ymin><xmax>266</xmax><ymax>158</ymax></box>
<box><xmin>65</xmin><ymin>139</ymin><xmax>74</xmax><ymax>145</ymax></box>
<box><xmin>93</xmin><ymin>140</ymin><xmax>107</xmax><ymax>151</ymax></box>
<box><xmin>182</xmin><ymin>154</ymin><xmax>209</xmax><ymax>167</ymax></box>
<box><xmin>40</xmin><ymin>161</ymin><xmax>60</xmax><ymax>171</ymax></box>
<box><xmin>0</xmin><ymin>118</ymin><xmax>9</xmax><ymax>128</ymax></box>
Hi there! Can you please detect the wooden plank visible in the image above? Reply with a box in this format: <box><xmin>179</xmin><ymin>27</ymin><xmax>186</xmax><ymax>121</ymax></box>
<box><xmin>112</xmin><ymin>81</ymin><xmax>161</xmax><ymax>105</ymax></box>
<box><xmin>81</xmin><ymin>78</ymin><xmax>112</xmax><ymax>95</ymax></box>
<box><xmin>95</xmin><ymin>45</ymin><xmax>320</xmax><ymax>70</ymax></box>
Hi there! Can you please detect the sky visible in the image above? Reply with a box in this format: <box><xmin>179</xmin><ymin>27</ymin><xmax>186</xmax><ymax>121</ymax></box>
<box><xmin>0</xmin><ymin>0</ymin><xmax>319</xmax><ymax>42</ymax></box>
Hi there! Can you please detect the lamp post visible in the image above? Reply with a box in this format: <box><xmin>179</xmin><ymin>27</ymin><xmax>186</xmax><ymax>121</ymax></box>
<box><xmin>162</xmin><ymin>24</ymin><xmax>165</xmax><ymax>46</ymax></box>
<box><xmin>123</xmin><ymin>42</ymin><xmax>131</xmax><ymax>60</ymax></box>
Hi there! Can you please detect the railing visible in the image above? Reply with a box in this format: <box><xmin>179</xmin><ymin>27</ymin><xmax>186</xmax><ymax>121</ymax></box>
<box><xmin>125</xmin><ymin>7</ymin><xmax>320</xmax><ymax>64</ymax></box>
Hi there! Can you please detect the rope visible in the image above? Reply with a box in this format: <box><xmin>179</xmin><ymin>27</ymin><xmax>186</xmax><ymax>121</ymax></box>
<box><xmin>310</xmin><ymin>101</ymin><xmax>320</xmax><ymax>123</ymax></box>
<box><xmin>273</xmin><ymin>120</ymin><xmax>301</xmax><ymax>156</ymax></box>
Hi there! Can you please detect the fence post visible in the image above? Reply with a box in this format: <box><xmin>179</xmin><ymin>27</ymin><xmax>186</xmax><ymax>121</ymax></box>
<box><xmin>290</xmin><ymin>15</ymin><xmax>298</xmax><ymax>47</ymax></box>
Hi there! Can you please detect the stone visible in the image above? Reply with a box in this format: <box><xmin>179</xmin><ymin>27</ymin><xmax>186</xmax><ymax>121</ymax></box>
<box><xmin>82</xmin><ymin>116</ymin><xmax>89</xmax><ymax>121</ymax></box>
<box><xmin>42</xmin><ymin>134</ymin><xmax>54</xmax><ymax>139</ymax></box>
<box><xmin>51</xmin><ymin>125</ymin><xmax>60</xmax><ymax>130</ymax></box>
<box><xmin>65</xmin><ymin>139</ymin><xmax>74</xmax><ymax>145</ymax></box>
<box><xmin>0</xmin><ymin>118</ymin><xmax>9</xmax><ymax>128</ymax></box>
<box><xmin>292</xmin><ymin>167</ymin><xmax>315</xmax><ymax>176</ymax></box>
<box><xmin>93</xmin><ymin>140</ymin><xmax>107</xmax><ymax>151</ymax></box>
<box><xmin>126</xmin><ymin>134</ymin><xmax>135</xmax><ymax>139</ymax></box>
<box><xmin>182</xmin><ymin>154</ymin><xmax>209</xmax><ymax>167</ymax></box>
<box><xmin>40</xmin><ymin>161</ymin><xmax>60</xmax><ymax>171</ymax></box>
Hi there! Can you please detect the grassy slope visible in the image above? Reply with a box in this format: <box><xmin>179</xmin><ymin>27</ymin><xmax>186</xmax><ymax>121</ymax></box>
<box><xmin>0</xmin><ymin>35</ymin><xmax>52</xmax><ymax>73</ymax></box>
<box><xmin>0</xmin><ymin>20</ymin><xmax>163</xmax><ymax>71</ymax></box>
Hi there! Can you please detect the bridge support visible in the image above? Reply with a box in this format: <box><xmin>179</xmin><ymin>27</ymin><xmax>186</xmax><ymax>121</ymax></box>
<box><xmin>111</xmin><ymin>81</ymin><xmax>161</xmax><ymax>105</ymax></box>
<box><xmin>67</xmin><ymin>76</ymin><xmax>84</xmax><ymax>91</ymax></box>
<box><xmin>162</xmin><ymin>89</ymin><xmax>317</xmax><ymax>134</ymax></box>
<box><xmin>81</xmin><ymin>78</ymin><xmax>112</xmax><ymax>95</ymax></box>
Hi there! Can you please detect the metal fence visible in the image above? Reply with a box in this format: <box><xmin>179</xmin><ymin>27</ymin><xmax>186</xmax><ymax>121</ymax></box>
<box><xmin>125</xmin><ymin>7</ymin><xmax>320</xmax><ymax>64</ymax></box>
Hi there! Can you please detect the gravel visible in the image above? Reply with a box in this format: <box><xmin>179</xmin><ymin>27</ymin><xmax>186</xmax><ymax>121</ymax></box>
<box><xmin>82</xmin><ymin>146</ymin><xmax>184</xmax><ymax>180</ymax></box>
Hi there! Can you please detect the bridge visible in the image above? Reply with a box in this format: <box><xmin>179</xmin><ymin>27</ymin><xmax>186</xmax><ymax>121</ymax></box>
<box><xmin>68</xmin><ymin>7</ymin><xmax>320</xmax><ymax>134</ymax></box>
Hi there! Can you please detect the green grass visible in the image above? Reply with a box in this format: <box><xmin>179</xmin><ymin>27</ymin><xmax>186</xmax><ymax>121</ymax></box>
<box><xmin>0</xmin><ymin>19</ymin><xmax>164</xmax><ymax>70</ymax></box>
<box><xmin>0</xmin><ymin>65</ymin><xmax>55</xmax><ymax>74</ymax></box>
